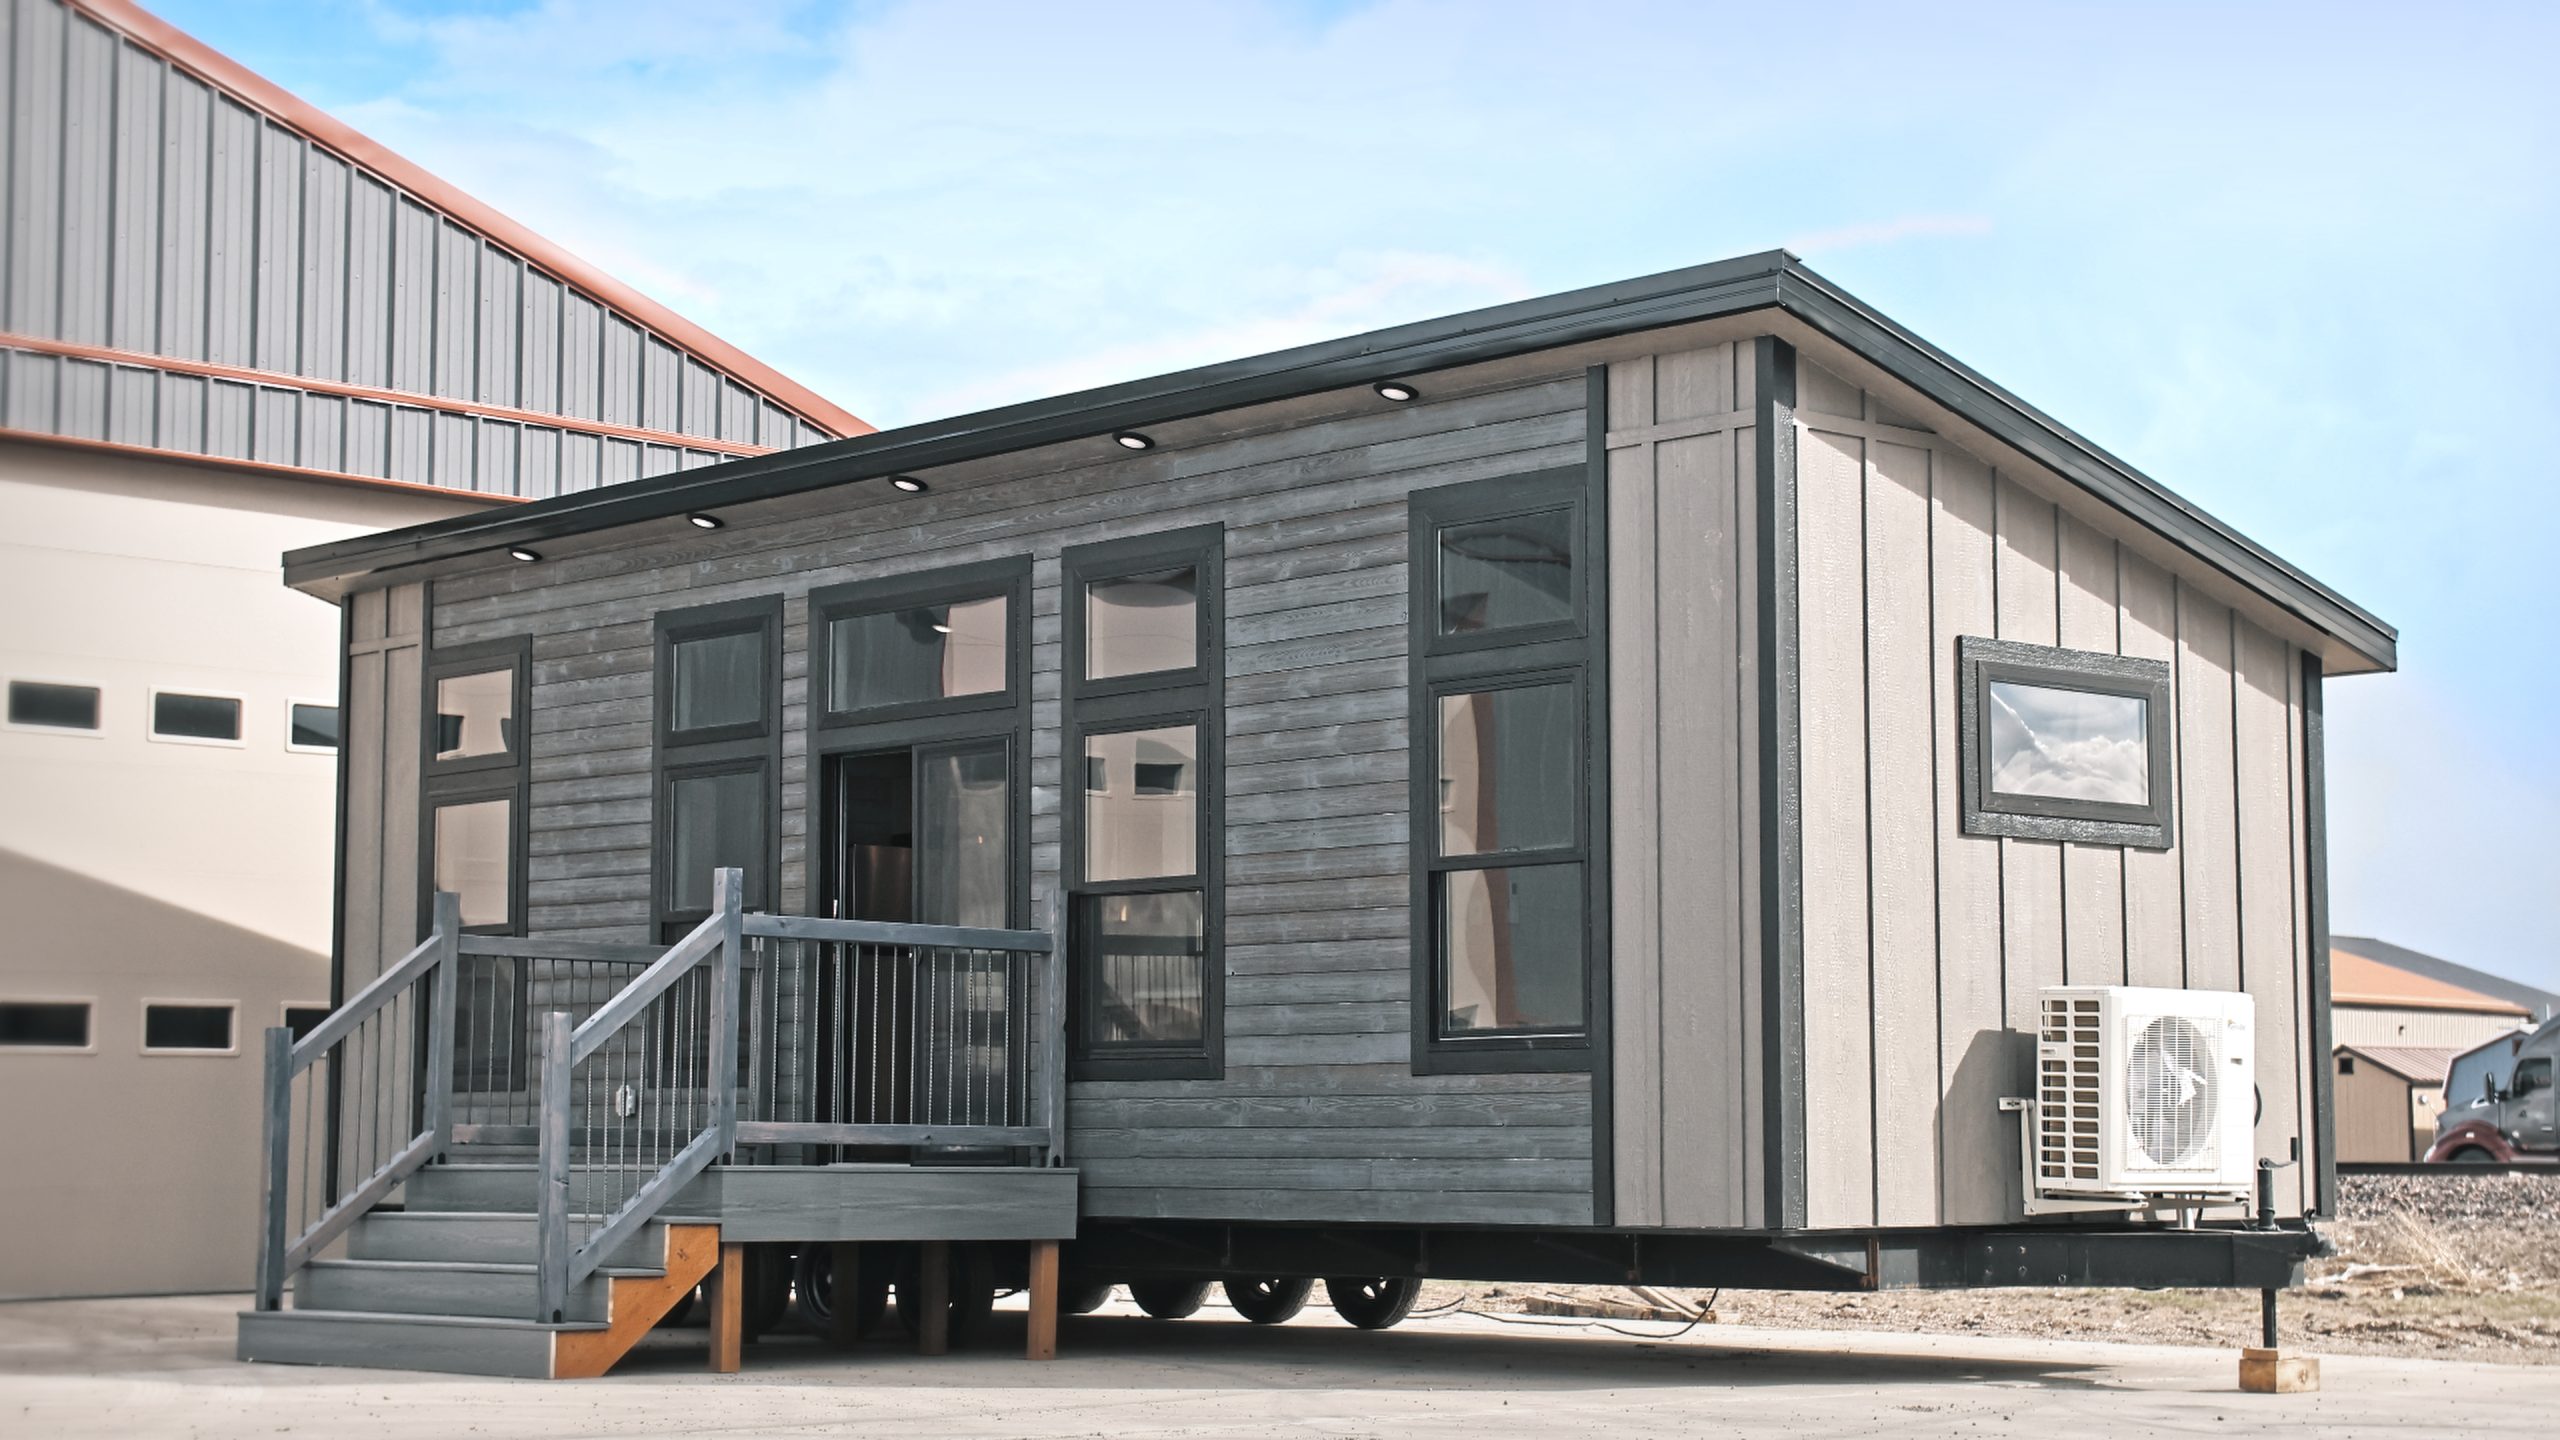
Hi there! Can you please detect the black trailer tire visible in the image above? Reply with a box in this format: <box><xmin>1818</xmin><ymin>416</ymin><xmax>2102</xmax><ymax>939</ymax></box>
<box><xmin>2450</xmin><ymin>1146</ymin><xmax>2496</xmax><ymax>1163</ymax></box>
<box><xmin>1224</xmin><ymin>1277</ymin><xmax>1314</xmax><ymax>1325</ymax></box>
<box><xmin>797</xmin><ymin>1246</ymin><xmax>890</xmax><ymax>1338</ymax></box>
<box><xmin>1060</xmin><ymin>1277</ymin><xmax>1114</xmax><ymax>1315</ymax></box>
<box><xmin>744</xmin><ymin>1246</ymin><xmax>792</xmax><ymax>1340</ymax></box>
<box><xmin>893</xmin><ymin>1243</ymin><xmax>996</xmax><ymax>1348</ymax></box>
<box><xmin>1324</xmin><ymin>1276</ymin><xmax>1421</xmax><ymax>1330</ymax></box>
<box><xmin>1128</xmin><ymin>1279</ymin><xmax>1212</xmax><ymax>1319</ymax></box>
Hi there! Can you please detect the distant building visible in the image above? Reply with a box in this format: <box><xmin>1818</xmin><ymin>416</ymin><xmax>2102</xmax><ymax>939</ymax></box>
<box><xmin>2331</xmin><ymin>1044</ymin><xmax>2458</xmax><ymax>1163</ymax></box>
<box><xmin>0</xmin><ymin>0</ymin><xmax>862</xmax><ymax>1300</ymax></box>
<box><xmin>2327</xmin><ymin>935</ymin><xmax>2552</xmax><ymax>1051</ymax></box>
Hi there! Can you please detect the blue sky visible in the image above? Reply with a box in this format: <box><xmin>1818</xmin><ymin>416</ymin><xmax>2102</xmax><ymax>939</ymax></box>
<box><xmin>163</xmin><ymin>0</ymin><xmax>2560</xmax><ymax>990</ymax></box>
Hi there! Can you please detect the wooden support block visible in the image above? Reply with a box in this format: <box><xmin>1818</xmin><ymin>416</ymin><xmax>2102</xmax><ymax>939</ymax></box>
<box><xmin>1026</xmin><ymin>1240</ymin><xmax>1060</xmax><ymax>1362</ymax></box>
<box><xmin>918</xmin><ymin>1240</ymin><xmax>950</xmax><ymax>1357</ymax></box>
<box><xmin>829</xmin><ymin>1243</ymin><xmax>862</xmax><ymax>1350</ymax></box>
<box><xmin>709</xmin><ymin>1241</ymin><xmax>746</xmax><ymax>1375</ymax></box>
<box><xmin>2239</xmin><ymin>1347</ymin><xmax>2319</xmax><ymax>1393</ymax></box>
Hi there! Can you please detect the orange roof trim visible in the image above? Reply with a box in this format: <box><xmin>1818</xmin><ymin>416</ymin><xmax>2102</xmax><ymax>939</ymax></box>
<box><xmin>2331</xmin><ymin>950</ymin><xmax>2530</xmax><ymax>1016</ymax></box>
<box><xmin>72</xmin><ymin>0</ymin><xmax>873</xmax><ymax>442</ymax></box>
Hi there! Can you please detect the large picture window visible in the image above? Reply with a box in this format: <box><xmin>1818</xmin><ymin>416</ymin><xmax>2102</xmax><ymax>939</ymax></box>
<box><xmin>1064</xmin><ymin>526</ymin><xmax>1222</xmax><ymax>1080</ymax></box>
<box><xmin>653</xmin><ymin>598</ymin><xmax>782</xmax><ymax>940</ymax></box>
<box><xmin>1409</xmin><ymin>468</ymin><xmax>1599</xmax><ymax>1073</ymax></box>
<box><xmin>1957</xmin><ymin>636</ymin><xmax>2174</xmax><ymax>849</ymax></box>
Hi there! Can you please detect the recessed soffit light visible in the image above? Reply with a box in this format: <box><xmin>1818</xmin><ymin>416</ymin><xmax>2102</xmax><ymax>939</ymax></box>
<box><xmin>1374</xmin><ymin>380</ymin><xmax>1419</xmax><ymax>402</ymax></box>
<box><xmin>687</xmin><ymin>513</ymin><xmax>723</xmax><ymax>529</ymax></box>
<box><xmin>890</xmin><ymin>475</ymin><xmax>928</xmax><ymax>493</ymax></box>
<box><xmin>508</xmin><ymin>547</ymin><xmax>542</xmax><ymax>563</ymax></box>
<box><xmin>1112</xmin><ymin>431</ymin><xmax>1155</xmax><ymax>451</ymax></box>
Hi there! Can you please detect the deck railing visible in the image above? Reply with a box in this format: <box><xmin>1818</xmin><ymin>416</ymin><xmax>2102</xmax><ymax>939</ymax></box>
<box><xmin>259</xmin><ymin>868</ymin><xmax>1067</xmax><ymax>1321</ymax></box>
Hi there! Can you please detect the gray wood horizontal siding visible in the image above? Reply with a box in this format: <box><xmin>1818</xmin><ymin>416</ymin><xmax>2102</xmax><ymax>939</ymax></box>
<box><xmin>426</xmin><ymin>371</ymin><xmax>1596</xmax><ymax>1226</ymax></box>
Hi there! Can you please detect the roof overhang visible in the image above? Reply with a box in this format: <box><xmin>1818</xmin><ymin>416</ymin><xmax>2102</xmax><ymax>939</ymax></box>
<box><xmin>281</xmin><ymin>251</ymin><xmax>2397</xmax><ymax>674</ymax></box>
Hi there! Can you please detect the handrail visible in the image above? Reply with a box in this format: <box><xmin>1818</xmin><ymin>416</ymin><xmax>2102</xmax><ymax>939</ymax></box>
<box><xmin>255</xmin><ymin>892</ymin><xmax>460</xmax><ymax>1311</ymax></box>
<box><xmin>741</xmin><ymin>911</ymin><xmax>1053</xmax><ymax>953</ymax></box>
<box><xmin>534</xmin><ymin>870</ymin><xmax>744</xmax><ymax>1321</ymax></box>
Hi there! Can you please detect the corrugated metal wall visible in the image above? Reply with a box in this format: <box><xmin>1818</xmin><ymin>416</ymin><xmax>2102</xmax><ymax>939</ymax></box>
<box><xmin>0</xmin><ymin>0</ymin><xmax>830</xmax><ymax>495</ymax></box>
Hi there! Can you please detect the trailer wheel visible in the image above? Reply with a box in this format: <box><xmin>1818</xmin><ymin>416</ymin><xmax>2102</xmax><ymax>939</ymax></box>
<box><xmin>1324</xmin><ymin>1276</ymin><xmax>1420</xmax><ymax>1330</ymax></box>
<box><xmin>796</xmin><ymin>1247</ymin><xmax>889</xmax><ymax>1338</ymax></box>
<box><xmin>2449</xmin><ymin>1146</ymin><xmax>2496</xmax><ymax>1163</ymax></box>
<box><xmin>1128</xmin><ymin>1279</ymin><xmax>1211</xmax><ymax>1319</ymax></box>
<box><xmin>744</xmin><ymin>1245</ymin><xmax>792</xmax><ymax>1340</ymax></box>
<box><xmin>1060</xmin><ymin>1278</ymin><xmax>1114</xmax><ymax>1315</ymax></box>
<box><xmin>893</xmin><ymin>1243</ymin><xmax>996</xmax><ymax>1348</ymax></box>
<box><xmin>1223</xmin><ymin>1277</ymin><xmax>1314</xmax><ymax>1324</ymax></box>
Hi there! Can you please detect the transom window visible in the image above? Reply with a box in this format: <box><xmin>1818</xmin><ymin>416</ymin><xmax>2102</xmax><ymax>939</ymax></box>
<box><xmin>1064</xmin><ymin>526</ymin><xmax>1222</xmax><ymax>1079</ymax></box>
<box><xmin>1957</xmin><ymin>637</ymin><xmax>2174</xmax><ymax>848</ymax></box>
<box><xmin>1409</xmin><ymin>468</ymin><xmax>1598</xmax><ymax>1073</ymax></box>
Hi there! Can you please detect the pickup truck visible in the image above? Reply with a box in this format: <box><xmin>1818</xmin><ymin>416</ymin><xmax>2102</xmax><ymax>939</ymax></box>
<box><xmin>2427</xmin><ymin>1018</ymin><xmax>2560</xmax><ymax>1163</ymax></box>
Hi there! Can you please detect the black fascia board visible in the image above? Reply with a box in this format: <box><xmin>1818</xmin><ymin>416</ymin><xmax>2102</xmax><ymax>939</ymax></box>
<box><xmin>1772</xmin><ymin>265</ymin><xmax>2397</xmax><ymax>672</ymax></box>
<box><xmin>282</xmin><ymin>251</ymin><xmax>1796</xmax><ymax>591</ymax></box>
<box><xmin>282</xmin><ymin>250</ymin><xmax>2399</xmax><ymax>674</ymax></box>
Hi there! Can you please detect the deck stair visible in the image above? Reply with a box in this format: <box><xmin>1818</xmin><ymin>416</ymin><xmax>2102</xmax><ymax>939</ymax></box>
<box><xmin>237</xmin><ymin>1163</ymin><xmax>722</xmax><ymax>1379</ymax></box>
<box><xmin>234</xmin><ymin>874</ymin><xmax>1074</xmax><ymax>1380</ymax></box>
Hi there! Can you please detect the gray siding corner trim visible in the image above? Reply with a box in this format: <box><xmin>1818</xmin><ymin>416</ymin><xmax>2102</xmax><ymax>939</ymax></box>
<box><xmin>1584</xmin><ymin>365</ymin><xmax>1614</xmax><ymax>1228</ymax></box>
<box><xmin>1753</xmin><ymin>336</ymin><xmax>1807</xmax><ymax>1230</ymax></box>
<box><xmin>2302</xmin><ymin>653</ymin><xmax>2336</xmax><ymax>1216</ymax></box>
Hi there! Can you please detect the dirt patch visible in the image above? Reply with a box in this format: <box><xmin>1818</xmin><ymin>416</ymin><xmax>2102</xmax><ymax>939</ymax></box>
<box><xmin>1416</xmin><ymin>1172</ymin><xmax>2560</xmax><ymax>1365</ymax></box>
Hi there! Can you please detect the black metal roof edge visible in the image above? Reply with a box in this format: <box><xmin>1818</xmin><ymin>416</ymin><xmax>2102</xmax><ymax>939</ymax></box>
<box><xmin>1773</xmin><ymin>266</ymin><xmax>2397</xmax><ymax>670</ymax></box>
<box><xmin>282</xmin><ymin>250</ymin><xmax>2399</xmax><ymax>671</ymax></box>
<box><xmin>281</xmin><ymin>250</ymin><xmax>1796</xmax><ymax>587</ymax></box>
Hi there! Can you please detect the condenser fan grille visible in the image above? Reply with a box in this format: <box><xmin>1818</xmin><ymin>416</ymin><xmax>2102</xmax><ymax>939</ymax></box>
<box><xmin>2124</xmin><ymin>1016</ymin><xmax>2218</xmax><ymax>1166</ymax></box>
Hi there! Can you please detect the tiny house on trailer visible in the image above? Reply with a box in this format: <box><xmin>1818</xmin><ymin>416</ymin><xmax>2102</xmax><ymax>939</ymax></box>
<box><xmin>239</xmin><ymin>252</ymin><xmax>2393</xmax><ymax>1378</ymax></box>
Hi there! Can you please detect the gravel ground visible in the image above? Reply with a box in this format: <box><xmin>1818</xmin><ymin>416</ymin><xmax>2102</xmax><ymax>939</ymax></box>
<box><xmin>1428</xmin><ymin>1172</ymin><xmax>2560</xmax><ymax>1365</ymax></box>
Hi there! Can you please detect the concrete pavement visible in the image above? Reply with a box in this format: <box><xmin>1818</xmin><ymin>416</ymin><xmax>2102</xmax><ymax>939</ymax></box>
<box><xmin>2</xmin><ymin>1290</ymin><xmax>2548</xmax><ymax>1438</ymax></box>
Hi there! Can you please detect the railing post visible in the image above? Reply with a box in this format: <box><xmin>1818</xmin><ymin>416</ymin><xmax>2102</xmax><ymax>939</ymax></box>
<box><xmin>421</xmin><ymin>892</ymin><xmax>462</xmax><ymax>1156</ymax></box>
<box><xmin>255</xmin><ymin>1025</ymin><xmax>294</xmax><ymax>1311</ymax></box>
<box><xmin>534</xmin><ymin>1009</ymin><xmax>573</xmax><ymax>1324</ymax></box>
<box><xmin>710</xmin><ymin>868</ymin><xmax>744</xmax><ymax>1156</ymax></box>
<box><xmin>1043</xmin><ymin>895</ymin><xmax>1069</xmax><ymax>1167</ymax></box>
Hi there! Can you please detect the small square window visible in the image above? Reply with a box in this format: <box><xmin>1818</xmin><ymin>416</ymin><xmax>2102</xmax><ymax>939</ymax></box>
<box><xmin>433</xmin><ymin>796</ymin><xmax>515</xmax><ymax>929</ymax></box>
<box><xmin>1437</xmin><ymin>507</ymin><xmax>1575</xmax><ymax>636</ymax></box>
<box><xmin>142</xmin><ymin>1002</ymin><xmax>235</xmax><ymax>1053</ymax></box>
<box><xmin>1436</xmin><ymin>683</ymin><xmax>1578</xmax><ymax>857</ymax></box>
<box><xmin>1085</xmin><ymin>567</ymin><xmax>1198</xmax><ymax>680</ymax></box>
<box><xmin>1958</xmin><ymin>637</ymin><xmax>2174</xmax><ymax>848</ymax></box>
<box><xmin>667</xmin><ymin>768</ymin><xmax>766</xmax><ymax>913</ymax></box>
<box><xmin>289</xmin><ymin>702</ymin><xmax>340</xmax><ymax>752</ymax></box>
<box><xmin>7</xmin><ymin>680</ymin><xmax>101</xmax><ymax>732</ymax></box>
<box><xmin>283</xmin><ymin>1005</ymin><xmax>333</xmax><ymax>1042</ymax></box>
<box><xmin>1082</xmin><ymin>724</ymin><xmax>1199</xmax><ymax>882</ymax></box>
<box><xmin>0</xmin><ymin>1000</ymin><xmax>92</xmax><ymax>1048</ymax></box>
<box><xmin>670</xmin><ymin>629</ymin><xmax>765</xmax><ymax>733</ymax></box>
<box><xmin>1439</xmin><ymin>864</ymin><xmax>1585</xmax><ymax>1037</ymax></box>
<box><xmin>433</xmin><ymin>670</ymin><xmax>516</xmax><ymax>762</ymax></box>
<box><xmin>151</xmin><ymin>691</ymin><xmax>242</xmax><ymax>744</ymax></box>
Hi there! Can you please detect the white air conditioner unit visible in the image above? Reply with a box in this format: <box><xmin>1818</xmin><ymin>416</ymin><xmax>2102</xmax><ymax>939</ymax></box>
<box><xmin>2025</xmin><ymin>985</ymin><xmax>2255</xmax><ymax>1205</ymax></box>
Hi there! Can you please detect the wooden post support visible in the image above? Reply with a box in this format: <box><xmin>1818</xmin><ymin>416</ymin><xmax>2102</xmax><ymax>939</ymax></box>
<box><xmin>2239</xmin><ymin>1348</ymin><xmax>2319</xmax><ymax>1393</ymax></box>
<box><xmin>917</xmin><ymin>1240</ymin><xmax>950</xmax><ymax>1357</ymax></box>
<box><xmin>709</xmin><ymin>1241</ymin><xmax>746</xmax><ymax>1374</ymax></box>
<box><xmin>1026</xmin><ymin>1240</ymin><xmax>1061</xmax><ymax>1361</ymax></box>
<box><xmin>829</xmin><ymin>1243</ymin><xmax>862</xmax><ymax>1349</ymax></box>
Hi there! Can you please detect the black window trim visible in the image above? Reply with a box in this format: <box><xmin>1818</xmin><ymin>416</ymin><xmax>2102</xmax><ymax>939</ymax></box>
<box><xmin>1409</xmin><ymin>466</ymin><xmax>1602</xmax><ymax>1076</ymax></box>
<box><xmin>652</xmin><ymin>595</ymin><xmax>783</xmax><ymax>939</ymax></box>
<box><xmin>809</xmin><ymin>556</ymin><xmax>1031</xmax><ymax>730</ymax></box>
<box><xmin>1063</xmin><ymin>524</ymin><xmax>1224</xmax><ymax>1081</ymax></box>
<box><xmin>1956</xmin><ymin>635</ymin><xmax>2175</xmax><ymax>849</ymax></box>
<box><xmin>420</xmin><ymin>635</ymin><xmax>532</xmax><ymax>937</ymax></box>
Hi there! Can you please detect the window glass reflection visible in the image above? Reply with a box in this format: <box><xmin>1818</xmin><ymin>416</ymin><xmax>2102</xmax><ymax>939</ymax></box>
<box><xmin>829</xmin><ymin>595</ymin><xmax>1007</xmax><ymax>711</ymax></box>
<box><xmin>434</xmin><ymin>670</ymin><xmax>514</xmax><ymax>761</ymax></box>
<box><xmin>917</xmin><ymin>742</ymin><xmax>1010</xmax><ymax>929</ymax></box>
<box><xmin>433</xmin><ymin>797</ymin><xmax>512</xmax><ymax>928</ymax></box>
<box><xmin>1441</xmin><ymin>863</ymin><xmax>1584</xmax><ymax>1035</ymax></box>
<box><xmin>1083</xmin><ymin>725</ymin><xmax>1198</xmax><ymax>881</ymax></box>
<box><xmin>1986</xmin><ymin>680</ymin><xmax>2149</xmax><ymax>805</ymax></box>
<box><xmin>1083</xmin><ymin>891</ymin><xmax>1206</xmax><ymax>1046</ymax></box>
<box><xmin>671</xmin><ymin>631</ymin><xmax>763</xmax><ymax>733</ymax></box>
<box><xmin>669</xmin><ymin>770</ymin><xmax>764</xmax><ymax>913</ymax></box>
<box><xmin>1086</xmin><ymin>567</ymin><xmax>1197</xmax><ymax>679</ymax></box>
<box><xmin>1438</xmin><ymin>508</ymin><xmax>1574</xmax><ymax>635</ymax></box>
<box><xmin>1437</xmin><ymin>685</ymin><xmax>1576</xmax><ymax>856</ymax></box>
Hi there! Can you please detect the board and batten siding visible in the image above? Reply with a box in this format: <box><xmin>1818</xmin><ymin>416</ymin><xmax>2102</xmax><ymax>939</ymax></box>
<box><xmin>423</xmin><ymin>372</ymin><xmax>1600</xmax><ymax>1227</ymax></box>
<box><xmin>337</xmin><ymin>580</ymin><xmax>427</xmax><ymax>995</ymax></box>
<box><xmin>1603</xmin><ymin>342</ymin><xmax>1766</xmax><ymax>1230</ymax></box>
<box><xmin>1788</xmin><ymin>358</ymin><xmax>2320</xmax><ymax>1229</ymax></box>
<box><xmin>0</xmin><ymin>0</ymin><xmax>826</xmax><ymax>494</ymax></box>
